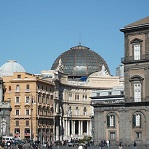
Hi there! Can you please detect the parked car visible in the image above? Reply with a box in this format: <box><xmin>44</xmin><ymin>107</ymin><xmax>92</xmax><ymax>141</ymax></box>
<box><xmin>68</xmin><ymin>141</ymin><xmax>74</xmax><ymax>147</ymax></box>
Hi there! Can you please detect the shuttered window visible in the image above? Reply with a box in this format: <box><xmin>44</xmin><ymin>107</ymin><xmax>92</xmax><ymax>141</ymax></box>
<box><xmin>134</xmin><ymin>83</ymin><xmax>141</xmax><ymax>102</ymax></box>
<box><xmin>132</xmin><ymin>114</ymin><xmax>141</xmax><ymax>127</ymax></box>
<box><xmin>134</xmin><ymin>44</ymin><xmax>140</xmax><ymax>60</ymax></box>
<box><xmin>107</xmin><ymin>115</ymin><xmax>115</xmax><ymax>127</ymax></box>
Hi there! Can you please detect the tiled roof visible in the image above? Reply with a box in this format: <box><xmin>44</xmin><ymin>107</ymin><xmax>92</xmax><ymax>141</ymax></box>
<box><xmin>125</xmin><ymin>16</ymin><xmax>149</xmax><ymax>28</ymax></box>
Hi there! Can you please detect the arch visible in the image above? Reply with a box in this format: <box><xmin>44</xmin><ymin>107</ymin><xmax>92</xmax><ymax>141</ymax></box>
<box><xmin>132</xmin><ymin>110</ymin><xmax>146</xmax><ymax>121</ymax></box>
<box><xmin>106</xmin><ymin>111</ymin><xmax>120</xmax><ymax>121</ymax></box>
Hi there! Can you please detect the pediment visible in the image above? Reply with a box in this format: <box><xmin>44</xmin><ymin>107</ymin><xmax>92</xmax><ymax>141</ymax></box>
<box><xmin>130</xmin><ymin>38</ymin><xmax>143</xmax><ymax>44</ymax></box>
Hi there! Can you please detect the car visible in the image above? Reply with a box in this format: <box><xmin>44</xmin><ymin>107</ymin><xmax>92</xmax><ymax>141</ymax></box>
<box><xmin>67</xmin><ymin>141</ymin><xmax>74</xmax><ymax>147</ymax></box>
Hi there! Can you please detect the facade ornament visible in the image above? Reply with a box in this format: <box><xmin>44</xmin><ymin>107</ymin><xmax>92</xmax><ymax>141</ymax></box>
<box><xmin>56</xmin><ymin>58</ymin><xmax>64</xmax><ymax>72</ymax></box>
<box><xmin>98</xmin><ymin>64</ymin><xmax>109</xmax><ymax>76</ymax></box>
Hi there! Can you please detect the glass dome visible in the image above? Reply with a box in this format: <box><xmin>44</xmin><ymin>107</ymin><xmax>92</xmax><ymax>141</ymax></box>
<box><xmin>51</xmin><ymin>45</ymin><xmax>110</xmax><ymax>76</ymax></box>
<box><xmin>0</xmin><ymin>60</ymin><xmax>26</xmax><ymax>77</ymax></box>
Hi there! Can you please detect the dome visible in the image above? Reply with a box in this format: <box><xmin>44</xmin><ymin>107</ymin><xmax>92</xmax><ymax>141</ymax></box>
<box><xmin>51</xmin><ymin>45</ymin><xmax>110</xmax><ymax>76</ymax></box>
<box><xmin>0</xmin><ymin>60</ymin><xmax>26</xmax><ymax>77</ymax></box>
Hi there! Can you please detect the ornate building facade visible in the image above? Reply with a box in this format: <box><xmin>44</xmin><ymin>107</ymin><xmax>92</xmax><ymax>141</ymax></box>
<box><xmin>91</xmin><ymin>16</ymin><xmax>149</xmax><ymax>147</ymax></box>
<box><xmin>43</xmin><ymin>45</ymin><xmax>123</xmax><ymax>141</ymax></box>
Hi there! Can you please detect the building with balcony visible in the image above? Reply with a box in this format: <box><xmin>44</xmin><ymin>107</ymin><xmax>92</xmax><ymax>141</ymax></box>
<box><xmin>0</xmin><ymin>60</ymin><xmax>55</xmax><ymax>143</ymax></box>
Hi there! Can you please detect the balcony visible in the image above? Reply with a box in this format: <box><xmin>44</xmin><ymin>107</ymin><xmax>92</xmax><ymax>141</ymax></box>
<box><xmin>15</xmin><ymin>89</ymin><xmax>20</xmax><ymax>93</ymax></box>
<box><xmin>25</xmin><ymin>89</ymin><xmax>30</xmax><ymax>93</ymax></box>
<box><xmin>24</xmin><ymin>133</ymin><xmax>30</xmax><ymax>137</ymax></box>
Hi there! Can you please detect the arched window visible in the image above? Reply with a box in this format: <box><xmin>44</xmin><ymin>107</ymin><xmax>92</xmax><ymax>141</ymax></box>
<box><xmin>133</xmin><ymin>113</ymin><xmax>141</xmax><ymax>127</ymax></box>
<box><xmin>107</xmin><ymin>114</ymin><xmax>115</xmax><ymax>128</ymax></box>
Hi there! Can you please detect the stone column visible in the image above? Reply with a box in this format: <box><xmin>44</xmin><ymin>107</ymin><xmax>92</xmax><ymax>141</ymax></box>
<box><xmin>81</xmin><ymin>121</ymin><xmax>83</xmax><ymax>135</ymax></box>
<box><xmin>79</xmin><ymin>121</ymin><xmax>80</xmax><ymax>135</ymax></box>
<box><xmin>65</xmin><ymin>120</ymin><xmax>67</xmax><ymax>137</ymax></box>
<box><xmin>87</xmin><ymin>121</ymin><xmax>89</xmax><ymax>135</ymax></box>
<box><xmin>74</xmin><ymin>121</ymin><xmax>75</xmax><ymax>135</ymax></box>
<box><xmin>68</xmin><ymin>120</ymin><xmax>70</xmax><ymax>138</ymax></box>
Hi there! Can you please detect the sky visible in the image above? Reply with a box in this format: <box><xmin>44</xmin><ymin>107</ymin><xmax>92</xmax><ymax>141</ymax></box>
<box><xmin>0</xmin><ymin>0</ymin><xmax>149</xmax><ymax>75</ymax></box>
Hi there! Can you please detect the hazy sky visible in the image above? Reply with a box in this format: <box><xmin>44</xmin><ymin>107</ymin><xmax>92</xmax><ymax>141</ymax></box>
<box><xmin>0</xmin><ymin>0</ymin><xmax>148</xmax><ymax>75</ymax></box>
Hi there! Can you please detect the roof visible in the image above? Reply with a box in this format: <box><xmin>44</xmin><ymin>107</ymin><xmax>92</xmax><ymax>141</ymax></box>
<box><xmin>125</xmin><ymin>16</ymin><xmax>149</xmax><ymax>28</ymax></box>
<box><xmin>0</xmin><ymin>60</ymin><xmax>26</xmax><ymax>77</ymax></box>
<box><xmin>120</xmin><ymin>16</ymin><xmax>149</xmax><ymax>32</ymax></box>
<box><xmin>51</xmin><ymin>45</ymin><xmax>110</xmax><ymax>76</ymax></box>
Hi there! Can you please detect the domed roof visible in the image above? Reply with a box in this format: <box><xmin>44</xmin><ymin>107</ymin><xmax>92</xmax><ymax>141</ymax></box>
<box><xmin>0</xmin><ymin>60</ymin><xmax>26</xmax><ymax>77</ymax></box>
<box><xmin>51</xmin><ymin>45</ymin><xmax>110</xmax><ymax>76</ymax></box>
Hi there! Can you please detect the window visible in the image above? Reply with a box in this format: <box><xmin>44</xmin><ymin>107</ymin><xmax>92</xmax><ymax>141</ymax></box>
<box><xmin>130</xmin><ymin>38</ymin><xmax>143</xmax><ymax>61</ymax></box>
<box><xmin>108</xmin><ymin>92</ymin><xmax>112</xmax><ymax>96</ymax></box>
<box><xmin>75</xmin><ymin>107</ymin><xmax>79</xmax><ymax>115</ymax></box>
<box><xmin>83</xmin><ymin>107</ymin><xmax>87</xmax><ymax>115</ymax></box>
<box><xmin>110</xmin><ymin>132</ymin><xmax>116</xmax><ymax>140</ymax></box>
<box><xmin>136</xmin><ymin>132</ymin><xmax>142</xmax><ymax>139</ymax></box>
<box><xmin>97</xmin><ymin>93</ymin><xmax>100</xmax><ymax>96</ymax></box>
<box><xmin>83</xmin><ymin>95</ymin><xmax>87</xmax><ymax>100</ymax></box>
<box><xmin>134</xmin><ymin>44</ymin><xmax>140</xmax><ymax>60</ymax></box>
<box><xmin>26</xmin><ymin>120</ymin><xmax>29</xmax><ymax>126</ymax></box>
<box><xmin>15</xmin><ymin>128</ymin><xmax>20</xmax><ymax>134</ymax></box>
<box><xmin>75</xmin><ymin>94</ymin><xmax>79</xmax><ymax>100</ymax></box>
<box><xmin>17</xmin><ymin>75</ymin><xmax>21</xmax><ymax>78</ymax></box>
<box><xmin>16</xmin><ymin>85</ymin><xmax>20</xmax><ymax>92</ymax></box>
<box><xmin>26</xmin><ymin>84</ymin><xmax>30</xmax><ymax>92</ymax></box>
<box><xmin>26</xmin><ymin>110</ymin><xmax>29</xmax><ymax>115</ymax></box>
<box><xmin>130</xmin><ymin>76</ymin><xmax>143</xmax><ymax>102</ymax></box>
<box><xmin>133</xmin><ymin>114</ymin><xmax>141</xmax><ymax>127</ymax></box>
<box><xmin>68</xmin><ymin>93</ymin><xmax>72</xmax><ymax>100</ymax></box>
<box><xmin>16</xmin><ymin>121</ymin><xmax>19</xmax><ymax>126</ymax></box>
<box><xmin>134</xmin><ymin>83</ymin><xmax>141</xmax><ymax>102</ymax></box>
<box><xmin>16</xmin><ymin>97</ymin><xmax>20</xmax><ymax>104</ymax></box>
<box><xmin>16</xmin><ymin>110</ymin><xmax>19</xmax><ymax>115</ymax></box>
<box><xmin>8</xmin><ymin>86</ymin><xmax>11</xmax><ymax>92</ymax></box>
<box><xmin>25</xmin><ymin>96</ymin><xmax>29</xmax><ymax>104</ymax></box>
<box><xmin>107</xmin><ymin>115</ymin><xmax>115</xmax><ymax>127</ymax></box>
<box><xmin>120</xmin><ymin>91</ymin><xmax>124</xmax><ymax>95</ymax></box>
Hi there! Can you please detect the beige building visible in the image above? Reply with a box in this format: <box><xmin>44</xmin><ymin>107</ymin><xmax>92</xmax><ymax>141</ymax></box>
<box><xmin>0</xmin><ymin>60</ymin><xmax>54</xmax><ymax>143</ymax></box>
<box><xmin>43</xmin><ymin>45</ymin><xmax>123</xmax><ymax>141</ymax></box>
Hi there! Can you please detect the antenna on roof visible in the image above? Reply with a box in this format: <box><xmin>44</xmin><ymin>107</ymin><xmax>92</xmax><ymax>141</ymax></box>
<box><xmin>79</xmin><ymin>31</ymin><xmax>81</xmax><ymax>45</ymax></box>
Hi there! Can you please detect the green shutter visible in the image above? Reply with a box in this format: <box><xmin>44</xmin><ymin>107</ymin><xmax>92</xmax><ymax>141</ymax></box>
<box><xmin>132</xmin><ymin>115</ymin><xmax>136</xmax><ymax>128</ymax></box>
<box><xmin>113</xmin><ymin>115</ymin><xmax>115</xmax><ymax>127</ymax></box>
<box><xmin>107</xmin><ymin>115</ymin><xmax>110</xmax><ymax>127</ymax></box>
<box><xmin>140</xmin><ymin>115</ymin><xmax>141</xmax><ymax>127</ymax></box>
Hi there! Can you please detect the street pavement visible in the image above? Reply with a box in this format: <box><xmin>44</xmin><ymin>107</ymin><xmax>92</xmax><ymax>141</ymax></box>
<box><xmin>52</xmin><ymin>145</ymin><xmax>149</xmax><ymax>149</ymax></box>
<box><xmin>2</xmin><ymin>144</ymin><xmax>149</xmax><ymax>149</ymax></box>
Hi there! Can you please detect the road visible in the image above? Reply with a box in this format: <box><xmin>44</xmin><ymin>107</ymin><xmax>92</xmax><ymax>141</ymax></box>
<box><xmin>3</xmin><ymin>144</ymin><xmax>148</xmax><ymax>149</ymax></box>
<box><xmin>52</xmin><ymin>145</ymin><xmax>148</xmax><ymax>149</ymax></box>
